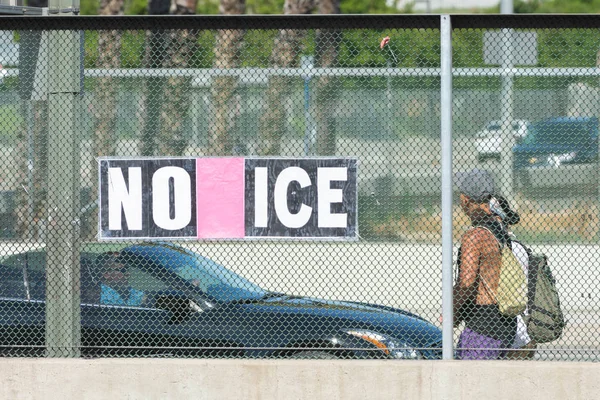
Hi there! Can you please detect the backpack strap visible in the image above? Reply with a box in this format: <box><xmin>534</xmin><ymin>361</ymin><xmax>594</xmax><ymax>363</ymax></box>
<box><xmin>468</xmin><ymin>225</ymin><xmax>502</xmax><ymax>304</ymax></box>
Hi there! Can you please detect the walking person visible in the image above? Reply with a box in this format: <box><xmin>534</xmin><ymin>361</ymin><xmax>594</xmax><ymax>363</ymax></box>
<box><xmin>453</xmin><ymin>169</ymin><xmax>517</xmax><ymax>360</ymax></box>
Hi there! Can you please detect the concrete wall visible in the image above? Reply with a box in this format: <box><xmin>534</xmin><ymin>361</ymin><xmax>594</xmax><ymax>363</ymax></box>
<box><xmin>2</xmin><ymin>359</ymin><xmax>599</xmax><ymax>400</ymax></box>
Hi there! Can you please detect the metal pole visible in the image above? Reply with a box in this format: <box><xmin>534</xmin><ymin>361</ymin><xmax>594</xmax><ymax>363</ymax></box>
<box><xmin>302</xmin><ymin>55</ymin><xmax>314</xmax><ymax>156</ymax></box>
<box><xmin>45</xmin><ymin>0</ymin><xmax>81</xmax><ymax>358</ymax></box>
<box><xmin>499</xmin><ymin>0</ymin><xmax>515</xmax><ymax>200</ymax></box>
<box><xmin>303</xmin><ymin>76</ymin><xmax>311</xmax><ymax>155</ymax></box>
<box><xmin>385</xmin><ymin>59</ymin><xmax>394</xmax><ymax>183</ymax></box>
<box><xmin>440</xmin><ymin>14</ymin><xmax>454</xmax><ymax>360</ymax></box>
<box><xmin>25</xmin><ymin>100</ymin><xmax>34</xmax><ymax>242</ymax></box>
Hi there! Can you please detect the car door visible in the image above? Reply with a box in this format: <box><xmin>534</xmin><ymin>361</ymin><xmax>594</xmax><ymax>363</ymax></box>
<box><xmin>1</xmin><ymin>250</ymin><xmax>241</xmax><ymax>357</ymax></box>
<box><xmin>80</xmin><ymin>263</ymin><xmax>228</xmax><ymax>357</ymax></box>
<box><xmin>0</xmin><ymin>256</ymin><xmax>45</xmax><ymax>356</ymax></box>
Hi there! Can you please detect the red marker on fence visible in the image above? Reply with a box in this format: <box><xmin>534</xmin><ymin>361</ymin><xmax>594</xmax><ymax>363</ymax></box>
<box><xmin>380</xmin><ymin>36</ymin><xmax>390</xmax><ymax>49</ymax></box>
<box><xmin>380</xmin><ymin>36</ymin><xmax>398</xmax><ymax>64</ymax></box>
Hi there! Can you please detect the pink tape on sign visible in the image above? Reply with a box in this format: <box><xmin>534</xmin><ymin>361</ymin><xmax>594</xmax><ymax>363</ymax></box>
<box><xmin>196</xmin><ymin>158</ymin><xmax>245</xmax><ymax>239</ymax></box>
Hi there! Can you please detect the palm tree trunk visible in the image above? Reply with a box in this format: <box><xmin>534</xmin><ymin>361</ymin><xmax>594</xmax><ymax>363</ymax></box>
<box><xmin>208</xmin><ymin>0</ymin><xmax>246</xmax><ymax>156</ymax></box>
<box><xmin>258</xmin><ymin>0</ymin><xmax>315</xmax><ymax>156</ymax></box>
<box><xmin>92</xmin><ymin>0</ymin><xmax>124</xmax><ymax>157</ymax></box>
<box><xmin>140</xmin><ymin>31</ymin><xmax>167</xmax><ymax>156</ymax></box>
<box><xmin>16</xmin><ymin>28</ymin><xmax>47</xmax><ymax>240</ymax></box>
<box><xmin>140</xmin><ymin>0</ymin><xmax>170</xmax><ymax>156</ymax></box>
<box><xmin>87</xmin><ymin>0</ymin><xmax>124</xmax><ymax>240</ymax></box>
<box><xmin>314</xmin><ymin>0</ymin><xmax>341</xmax><ymax>155</ymax></box>
<box><xmin>157</xmin><ymin>0</ymin><xmax>199</xmax><ymax>156</ymax></box>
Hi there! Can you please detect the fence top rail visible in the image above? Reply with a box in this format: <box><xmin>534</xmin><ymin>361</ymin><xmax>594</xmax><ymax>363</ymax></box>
<box><xmin>451</xmin><ymin>14</ymin><xmax>600</xmax><ymax>29</ymax></box>
<box><xmin>0</xmin><ymin>14</ymin><xmax>440</xmax><ymax>30</ymax></box>
<box><xmin>0</xmin><ymin>14</ymin><xmax>599</xmax><ymax>31</ymax></box>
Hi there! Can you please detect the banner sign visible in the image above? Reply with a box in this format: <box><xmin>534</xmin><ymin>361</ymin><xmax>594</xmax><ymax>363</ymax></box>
<box><xmin>99</xmin><ymin>157</ymin><xmax>358</xmax><ymax>240</ymax></box>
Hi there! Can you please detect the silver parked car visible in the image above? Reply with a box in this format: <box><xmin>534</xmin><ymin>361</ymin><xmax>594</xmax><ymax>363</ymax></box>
<box><xmin>475</xmin><ymin>119</ymin><xmax>530</xmax><ymax>161</ymax></box>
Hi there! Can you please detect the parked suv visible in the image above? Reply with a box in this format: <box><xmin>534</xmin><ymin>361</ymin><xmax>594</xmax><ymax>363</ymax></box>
<box><xmin>513</xmin><ymin>116</ymin><xmax>599</xmax><ymax>188</ymax></box>
<box><xmin>513</xmin><ymin>116</ymin><xmax>599</xmax><ymax>170</ymax></box>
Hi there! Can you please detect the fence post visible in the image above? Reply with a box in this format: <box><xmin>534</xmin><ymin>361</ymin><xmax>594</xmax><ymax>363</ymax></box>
<box><xmin>45</xmin><ymin>0</ymin><xmax>81</xmax><ymax>357</ymax></box>
<box><xmin>440</xmin><ymin>14</ymin><xmax>454</xmax><ymax>360</ymax></box>
<box><xmin>500</xmin><ymin>0</ymin><xmax>515</xmax><ymax>202</ymax></box>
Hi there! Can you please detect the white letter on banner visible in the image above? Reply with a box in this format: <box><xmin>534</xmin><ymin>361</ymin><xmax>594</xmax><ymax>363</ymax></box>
<box><xmin>274</xmin><ymin>167</ymin><xmax>312</xmax><ymax>229</ymax></box>
<box><xmin>108</xmin><ymin>167</ymin><xmax>142</xmax><ymax>230</ymax></box>
<box><xmin>152</xmin><ymin>167</ymin><xmax>191</xmax><ymax>230</ymax></box>
<box><xmin>255</xmin><ymin>167</ymin><xmax>268</xmax><ymax>227</ymax></box>
<box><xmin>318</xmin><ymin>167</ymin><xmax>347</xmax><ymax>228</ymax></box>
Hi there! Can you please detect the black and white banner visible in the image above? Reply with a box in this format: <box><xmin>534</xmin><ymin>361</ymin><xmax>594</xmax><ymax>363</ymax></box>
<box><xmin>99</xmin><ymin>157</ymin><xmax>357</xmax><ymax>240</ymax></box>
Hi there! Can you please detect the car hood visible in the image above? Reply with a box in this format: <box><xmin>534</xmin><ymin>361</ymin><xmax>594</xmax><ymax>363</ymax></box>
<box><xmin>514</xmin><ymin>143</ymin><xmax>588</xmax><ymax>154</ymax></box>
<box><xmin>513</xmin><ymin>143</ymin><xmax>591</xmax><ymax>168</ymax></box>
<box><xmin>219</xmin><ymin>295</ymin><xmax>442</xmax><ymax>348</ymax></box>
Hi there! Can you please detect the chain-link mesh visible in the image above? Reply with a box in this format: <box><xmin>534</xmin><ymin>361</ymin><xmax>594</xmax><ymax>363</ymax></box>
<box><xmin>0</xmin><ymin>15</ymin><xmax>598</xmax><ymax>361</ymax></box>
<box><xmin>452</xmin><ymin>22</ymin><xmax>600</xmax><ymax>361</ymax></box>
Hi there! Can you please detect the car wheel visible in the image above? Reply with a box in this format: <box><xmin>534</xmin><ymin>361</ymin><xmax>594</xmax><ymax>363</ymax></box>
<box><xmin>289</xmin><ymin>351</ymin><xmax>340</xmax><ymax>359</ymax></box>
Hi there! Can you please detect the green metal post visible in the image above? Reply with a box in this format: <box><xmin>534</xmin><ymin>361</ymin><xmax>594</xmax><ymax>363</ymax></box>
<box><xmin>45</xmin><ymin>1</ymin><xmax>81</xmax><ymax>357</ymax></box>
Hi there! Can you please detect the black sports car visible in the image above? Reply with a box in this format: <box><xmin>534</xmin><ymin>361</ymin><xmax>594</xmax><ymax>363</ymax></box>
<box><xmin>0</xmin><ymin>242</ymin><xmax>442</xmax><ymax>359</ymax></box>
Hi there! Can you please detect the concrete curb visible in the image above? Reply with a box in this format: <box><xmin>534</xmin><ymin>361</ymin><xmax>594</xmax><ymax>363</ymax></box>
<box><xmin>1</xmin><ymin>359</ymin><xmax>599</xmax><ymax>400</ymax></box>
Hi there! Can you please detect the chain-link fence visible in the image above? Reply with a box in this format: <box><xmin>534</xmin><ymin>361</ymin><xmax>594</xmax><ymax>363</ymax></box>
<box><xmin>0</xmin><ymin>14</ymin><xmax>598</xmax><ymax>361</ymax></box>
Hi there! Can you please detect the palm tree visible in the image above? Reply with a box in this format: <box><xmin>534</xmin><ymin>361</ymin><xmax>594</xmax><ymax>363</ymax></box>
<box><xmin>314</xmin><ymin>0</ymin><xmax>341</xmax><ymax>155</ymax></box>
<box><xmin>258</xmin><ymin>0</ymin><xmax>340</xmax><ymax>155</ymax></box>
<box><xmin>140</xmin><ymin>0</ymin><xmax>170</xmax><ymax>156</ymax></box>
<box><xmin>87</xmin><ymin>0</ymin><xmax>124</xmax><ymax>239</ymax></box>
<box><xmin>258</xmin><ymin>0</ymin><xmax>315</xmax><ymax>156</ymax></box>
<box><xmin>16</xmin><ymin>0</ymin><xmax>48</xmax><ymax>240</ymax></box>
<box><xmin>92</xmin><ymin>0</ymin><xmax>125</xmax><ymax>159</ymax></box>
<box><xmin>209</xmin><ymin>0</ymin><xmax>246</xmax><ymax>156</ymax></box>
<box><xmin>156</xmin><ymin>0</ymin><xmax>200</xmax><ymax>156</ymax></box>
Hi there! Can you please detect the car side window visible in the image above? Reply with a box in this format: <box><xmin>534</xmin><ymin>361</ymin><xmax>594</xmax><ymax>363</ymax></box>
<box><xmin>0</xmin><ymin>264</ymin><xmax>26</xmax><ymax>299</ymax></box>
<box><xmin>0</xmin><ymin>251</ymin><xmax>47</xmax><ymax>300</ymax></box>
<box><xmin>128</xmin><ymin>266</ymin><xmax>168</xmax><ymax>293</ymax></box>
<box><xmin>95</xmin><ymin>263</ymin><xmax>169</xmax><ymax>307</ymax></box>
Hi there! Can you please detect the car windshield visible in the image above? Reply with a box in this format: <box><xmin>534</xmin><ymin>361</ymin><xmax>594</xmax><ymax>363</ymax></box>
<box><xmin>486</xmin><ymin>121</ymin><xmax>501</xmax><ymax>131</ymax></box>
<box><xmin>522</xmin><ymin>121</ymin><xmax>592</xmax><ymax>146</ymax></box>
<box><xmin>127</xmin><ymin>244</ymin><xmax>267</xmax><ymax>303</ymax></box>
<box><xmin>512</xmin><ymin>121</ymin><xmax>524</xmax><ymax>131</ymax></box>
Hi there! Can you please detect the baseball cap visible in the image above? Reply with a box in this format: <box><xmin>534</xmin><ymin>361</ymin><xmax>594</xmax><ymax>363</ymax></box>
<box><xmin>455</xmin><ymin>168</ymin><xmax>495</xmax><ymax>203</ymax></box>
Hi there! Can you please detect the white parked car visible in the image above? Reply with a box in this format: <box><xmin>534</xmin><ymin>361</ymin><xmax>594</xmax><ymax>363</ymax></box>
<box><xmin>475</xmin><ymin>119</ymin><xmax>530</xmax><ymax>161</ymax></box>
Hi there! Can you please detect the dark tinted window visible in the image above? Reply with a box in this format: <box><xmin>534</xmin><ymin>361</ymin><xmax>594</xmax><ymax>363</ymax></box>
<box><xmin>1</xmin><ymin>251</ymin><xmax>100</xmax><ymax>302</ymax></box>
<box><xmin>0</xmin><ymin>264</ymin><xmax>25</xmax><ymax>299</ymax></box>
<box><xmin>486</xmin><ymin>122</ymin><xmax>501</xmax><ymax>131</ymax></box>
<box><xmin>523</xmin><ymin>120</ymin><xmax>594</xmax><ymax>146</ymax></box>
<box><xmin>0</xmin><ymin>252</ymin><xmax>45</xmax><ymax>300</ymax></box>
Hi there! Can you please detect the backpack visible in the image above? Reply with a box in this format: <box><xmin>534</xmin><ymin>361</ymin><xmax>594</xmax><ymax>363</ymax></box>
<box><xmin>521</xmin><ymin>249</ymin><xmax>566</xmax><ymax>344</ymax></box>
<box><xmin>478</xmin><ymin>227</ymin><xmax>528</xmax><ymax>317</ymax></box>
<box><xmin>497</xmin><ymin>244</ymin><xmax>528</xmax><ymax>317</ymax></box>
